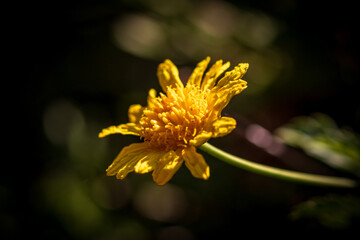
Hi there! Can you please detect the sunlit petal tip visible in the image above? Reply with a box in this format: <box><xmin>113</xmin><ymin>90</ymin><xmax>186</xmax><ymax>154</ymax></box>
<box><xmin>128</xmin><ymin>104</ymin><xmax>144</xmax><ymax>123</ymax></box>
<box><xmin>106</xmin><ymin>157</ymin><xmax>127</xmax><ymax>176</ymax></box>
<box><xmin>152</xmin><ymin>175</ymin><xmax>168</xmax><ymax>186</ymax></box>
<box><xmin>153</xmin><ymin>178</ymin><xmax>167</xmax><ymax>186</ymax></box>
<box><xmin>157</xmin><ymin>59</ymin><xmax>183</xmax><ymax>91</ymax></box>
<box><xmin>238</xmin><ymin>62</ymin><xmax>249</xmax><ymax>74</ymax></box>
<box><xmin>105</xmin><ymin>168</ymin><xmax>115</xmax><ymax>176</ymax></box>
<box><xmin>214</xmin><ymin>62</ymin><xmax>249</xmax><ymax>91</ymax></box>
<box><xmin>212</xmin><ymin>117</ymin><xmax>237</xmax><ymax>138</ymax></box>
<box><xmin>187</xmin><ymin>57</ymin><xmax>211</xmax><ymax>87</ymax></box>
<box><xmin>230</xmin><ymin>63</ymin><xmax>249</xmax><ymax>81</ymax></box>
<box><xmin>148</xmin><ymin>88</ymin><xmax>157</xmax><ymax>98</ymax></box>
<box><xmin>98</xmin><ymin>125</ymin><xmax>120</xmax><ymax>138</ymax></box>
<box><xmin>106</xmin><ymin>163</ymin><xmax>121</xmax><ymax>176</ymax></box>
<box><xmin>201</xmin><ymin>60</ymin><xmax>231</xmax><ymax>91</ymax></box>
<box><xmin>202</xmin><ymin>166</ymin><xmax>210</xmax><ymax>180</ymax></box>
<box><xmin>146</xmin><ymin>88</ymin><xmax>158</xmax><ymax>109</ymax></box>
<box><xmin>115</xmin><ymin>172</ymin><xmax>127</xmax><ymax>180</ymax></box>
<box><xmin>184</xmin><ymin>147</ymin><xmax>210</xmax><ymax>180</ymax></box>
<box><xmin>98</xmin><ymin>132</ymin><xmax>105</xmax><ymax>138</ymax></box>
<box><xmin>152</xmin><ymin>151</ymin><xmax>183</xmax><ymax>185</ymax></box>
<box><xmin>99</xmin><ymin>123</ymin><xmax>141</xmax><ymax>137</ymax></box>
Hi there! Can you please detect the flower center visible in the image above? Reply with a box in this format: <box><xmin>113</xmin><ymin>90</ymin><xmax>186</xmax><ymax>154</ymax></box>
<box><xmin>139</xmin><ymin>85</ymin><xmax>209</xmax><ymax>150</ymax></box>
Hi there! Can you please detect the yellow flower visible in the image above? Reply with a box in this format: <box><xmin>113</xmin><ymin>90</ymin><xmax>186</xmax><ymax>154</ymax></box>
<box><xmin>99</xmin><ymin>57</ymin><xmax>248</xmax><ymax>185</ymax></box>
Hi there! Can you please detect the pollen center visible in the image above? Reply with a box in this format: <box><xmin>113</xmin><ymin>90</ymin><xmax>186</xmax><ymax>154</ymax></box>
<box><xmin>139</xmin><ymin>85</ymin><xmax>209</xmax><ymax>150</ymax></box>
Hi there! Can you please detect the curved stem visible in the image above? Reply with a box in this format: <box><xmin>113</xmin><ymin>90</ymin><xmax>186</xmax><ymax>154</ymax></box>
<box><xmin>199</xmin><ymin>142</ymin><xmax>357</xmax><ymax>188</ymax></box>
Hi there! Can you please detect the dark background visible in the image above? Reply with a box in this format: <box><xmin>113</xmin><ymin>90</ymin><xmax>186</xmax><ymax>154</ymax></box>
<box><xmin>4</xmin><ymin>0</ymin><xmax>360</xmax><ymax>239</ymax></box>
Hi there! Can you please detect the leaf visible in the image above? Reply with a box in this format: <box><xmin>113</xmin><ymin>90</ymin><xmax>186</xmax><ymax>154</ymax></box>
<box><xmin>275</xmin><ymin>113</ymin><xmax>360</xmax><ymax>177</ymax></box>
<box><xmin>290</xmin><ymin>195</ymin><xmax>360</xmax><ymax>229</ymax></box>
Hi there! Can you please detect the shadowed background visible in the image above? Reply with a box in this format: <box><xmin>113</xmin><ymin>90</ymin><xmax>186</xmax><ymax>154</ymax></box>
<box><xmin>4</xmin><ymin>0</ymin><xmax>360</xmax><ymax>239</ymax></box>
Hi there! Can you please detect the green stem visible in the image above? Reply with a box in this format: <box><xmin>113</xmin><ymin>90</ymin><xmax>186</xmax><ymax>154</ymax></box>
<box><xmin>199</xmin><ymin>142</ymin><xmax>357</xmax><ymax>188</ymax></box>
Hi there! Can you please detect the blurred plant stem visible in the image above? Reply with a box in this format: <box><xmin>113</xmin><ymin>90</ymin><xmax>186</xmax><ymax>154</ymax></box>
<box><xmin>199</xmin><ymin>143</ymin><xmax>357</xmax><ymax>188</ymax></box>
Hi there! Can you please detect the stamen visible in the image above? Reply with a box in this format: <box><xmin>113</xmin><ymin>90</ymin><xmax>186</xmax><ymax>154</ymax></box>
<box><xmin>139</xmin><ymin>84</ymin><xmax>209</xmax><ymax>150</ymax></box>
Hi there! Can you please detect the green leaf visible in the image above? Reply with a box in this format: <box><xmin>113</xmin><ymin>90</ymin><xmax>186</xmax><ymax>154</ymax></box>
<box><xmin>276</xmin><ymin>113</ymin><xmax>360</xmax><ymax>177</ymax></box>
<box><xmin>290</xmin><ymin>195</ymin><xmax>360</xmax><ymax>229</ymax></box>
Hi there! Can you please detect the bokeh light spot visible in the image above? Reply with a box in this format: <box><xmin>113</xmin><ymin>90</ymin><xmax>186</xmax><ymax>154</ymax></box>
<box><xmin>43</xmin><ymin>99</ymin><xmax>84</xmax><ymax>146</ymax></box>
<box><xmin>113</xmin><ymin>14</ymin><xmax>166</xmax><ymax>59</ymax></box>
<box><xmin>134</xmin><ymin>183</ymin><xmax>187</xmax><ymax>222</ymax></box>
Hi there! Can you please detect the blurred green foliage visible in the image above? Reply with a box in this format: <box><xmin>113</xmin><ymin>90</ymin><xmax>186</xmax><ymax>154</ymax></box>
<box><xmin>276</xmin><ymin>113</ymin><xmax>360</xmax><ymax>177</ymax></box>
<box><xmin>291</xmin><ymin>195</ymin><xmax>360</xmax><ymax>229</ymax></box>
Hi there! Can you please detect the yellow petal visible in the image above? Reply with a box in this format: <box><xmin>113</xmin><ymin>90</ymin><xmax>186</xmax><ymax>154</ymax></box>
<box><xmin>187</xmin><ymin>57</ymin><xmax>211</xmax><ymax>87</ymax></box>
<box><xmin>98</xmin><ymin>123</ymin><xmax>141</xmax><ymax>138</ymax></box>
<box><xmin>106</xmin><ymin>143</ymin><xmax>150</xmax><ymax>179</ymax></box>
<box><xmin>203</xmin><ymin>63</ymin><xmax>247</xmax><ymax>121</ymax></box>
<box><xmin>152</xmin><ymin>150</ymin><xmax>183</xmax><ymax>185</ymax></box>
<box><xmin>157</xmin><ymin>59</ymin><xmax>183</xmax><ymax>92</ymax></box>
<box><xmin>189</xmin><ymin>130</ymin><xmax>213</xmax><ymax>146</ymax></box>
<box><xmin>128</xmin><ymin>104</ymin><xmax>144</xmax><ymax>123</ymax></box>
<box><xmin>134</xmin><ymin>150</ymin><xmax>163</xmax><ymax>174</ymax></box>
<box><xmin>219</xmin><ymin>78</ymin><xmax>248</xmax><ymax>96</ymax></box>
<box><xmin>201</xmin><ymin>60</ymin><xmax>230</xmax><ymax>91</ymax></box>
<box><xmin>213</xmin><ymin>63</ymin><xmax>249</xmax><ymax>91</ymax></box>
<box><xmin>183</xmin><ymin>146</ymin><xmax>210</xmax><ymax>180</ymax></box>
<box><xmin>208</xmin><ymin>80</ymin><xmax>247</xmax><ymax>120</ymax></box>
<box><xmin>211</xmin><ymin>117</ymin><xmax>237</xmax><ymax>138</ymax></box>
<box><xmin>147</xmin><ymin>88</ymin><xmax>157</xmax><ymax>109</ymax></box>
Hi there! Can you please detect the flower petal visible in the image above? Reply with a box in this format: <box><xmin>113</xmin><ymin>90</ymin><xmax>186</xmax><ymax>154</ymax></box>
<box><xmin>213</xmin><ymin>63</ymin><xmax>248</xmax><ymax>91</ymax></box>
<box><xmin>189</xmin><ymin>130</ymin><xmax>213</xmax><ymax>147</ymax></box>
<box><xmin>134</xmin><ymin>150</ymin><xmax>164</xmax><ymax>174</ymax></box>
<box><xmin>183</xmin><ymin>146</ymin><xmax>210</xmax><ymax>180</ymax></box>
<box><xmin>147</xmin><ymin>88</ymin><xmax>158</xmax><ymax>109</ymax></box>
<box><xmin>106</xmin><ymin>143</ymin><xmax>150</xmax><ymax>179</ymax></box>
<box><xmin>157</xmin><ymin>59</ymin><xmax>183</xmax><ymax>92</ymax></box>
<box><xmin>208</xmin><ymin>79</ymin><xmax>247</xmax><ymax>120</ymax></box>
<box><xmin>152</xmin><ymin>150</ymin><xmax>183</xmax><ymax>185</ymax></box>
<box><xmin>128</xmin><ymin>104</ymin><xmax>144</xmax><ymax>123</ymax></box>
<box><xmin>201</xmin><ymin>59</ymin><xmax>230</xmax><ymax>91</ymax></box>
<box><xmin>187</xmin><ymin>57</ymin><xmax>211</xmax><ymax>87</ymax></box>
<box><xmin>98</xmin><ymin>123</ymin><xmax>141</xmax><ymax>138</ymax></box>
<box><xmin>211</xmin><ymin>117</ymin><xmax>237</xmax><ymax>138</ymax></box>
